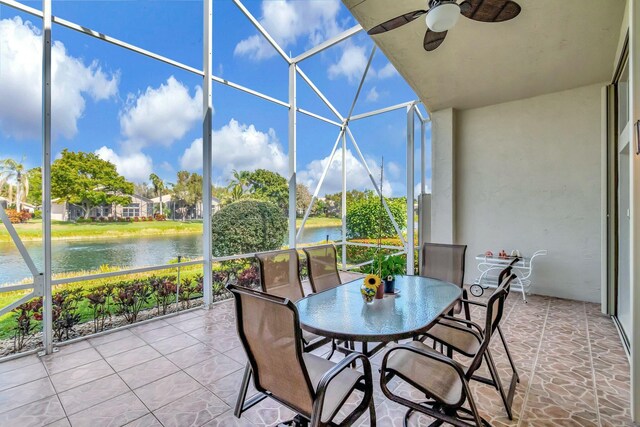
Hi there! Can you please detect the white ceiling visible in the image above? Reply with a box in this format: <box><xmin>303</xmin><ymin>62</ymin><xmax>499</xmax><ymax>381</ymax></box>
<box><xmin>343</xmin><ymin>0</ymin><xmax>626</xmax><ymax>112</ymax></box>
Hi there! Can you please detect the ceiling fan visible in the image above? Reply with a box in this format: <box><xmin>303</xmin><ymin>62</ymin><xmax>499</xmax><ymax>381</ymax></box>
<box><xmin>367</xmin><ymin>0</ymin><xmax>522</xmax><ymax>52</ymax></box>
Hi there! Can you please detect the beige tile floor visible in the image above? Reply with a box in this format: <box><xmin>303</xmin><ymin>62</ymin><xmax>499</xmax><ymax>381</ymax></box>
<box><xmin>0</xmin><ymin>282</ymin><xmax>631</xmax><ymax>427</ymax></box>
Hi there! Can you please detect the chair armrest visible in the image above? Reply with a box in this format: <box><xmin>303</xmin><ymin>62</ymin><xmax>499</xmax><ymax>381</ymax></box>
<box><xmin>313</xmin><ymin>352</ymin><xmax>373</xmax><ymax>421</ymax></box>
<box><xmin>381</xmin><ymin>343</ymin><xmax>466</xmax><ymax>379</ymax></box>
<box><xmin>460</xmin><ymin>298</ymin><xmax>487</xmax><ymax>307</ymax></box>
<box><xmin>316</xmin><ymin>353</ymin><xmax>371</xmax><ymax>394</ymax></box>
<box><xmin>440</xmin><ymin>315</ymin><xmax>484</xmax><ymax>335</ymax></box>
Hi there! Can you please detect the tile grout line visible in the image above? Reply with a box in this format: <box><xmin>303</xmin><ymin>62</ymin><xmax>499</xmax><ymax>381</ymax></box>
<box><xmin>516</xmin><ymin>298</ymin><xmax>550</xmax><ymax>427</ymax></box>
<box><xmin>584</xmin><ymin>302</ymin><xmax>602</xmax><ymax>427</ymax></box>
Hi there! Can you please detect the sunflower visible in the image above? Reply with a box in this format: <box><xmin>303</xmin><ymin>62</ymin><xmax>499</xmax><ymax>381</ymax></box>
<box><xmin>364</xmin><ymin>274</ymin><xmax>381</xmax><ymax>289</ymax></box>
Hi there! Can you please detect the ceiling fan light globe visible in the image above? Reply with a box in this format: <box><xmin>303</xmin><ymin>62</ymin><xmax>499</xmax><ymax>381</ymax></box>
<box><xmin>425</xmin><ymin>2</ymin><xmax>460</xmax><ymax>32</ymax></box>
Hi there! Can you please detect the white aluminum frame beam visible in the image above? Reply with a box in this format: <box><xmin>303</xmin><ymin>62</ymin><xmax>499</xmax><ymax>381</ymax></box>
<box><xmin>232</xmin><ymin>0</ymin><xmax>291</xmax><ymax>64</ymax></box>
<box><xmin>42</xmin><ymin>0</ymin><xmax>53</xmax><ymax>355</ymax></box>
<box><xmin>350</xmin><ymin>101</ymin><xmax>416</xmax><ymax>121</ymax></box>
<box><xmin>346</xmin><ymin>46</ymin><xmax>377</xmax><ymax>122</ymax></box>
<box><xmin>341</xmin><ymin>131</ymin><xmax>347</xmax><ymax>269</ymax></box>
<box><xmin>297</xmin><ymin>108</ymin><xmax>342</xmax><ymax>127</ymax></box>
<box><xmin>292</xmin><ymin>25</ymin><xmax>362</xmax><ymax>64</ymax></box>
<box><xmin>296</xmin><ymin>129</ymin><xmax>345</xmax><ymax>242</ymax></box>
<box><xmin>202</xmin><ymin>0</ymin><xmax>213</xmax><ymax>307</ymax></box>
<box><xmin>346</xmin><ymin>127</ymin><xmax>406</xmax><ymax>246</ymax></box>
<box><xmin>406</xmin><ymin>104</ymin><xmax>416</xmax><ymax>273</ymax></box>
<box><xmin>296</xmin><ymin>67</ymin><xmax>344</xmax><ymax>122</ymax></box>
<box><xmin>212</xmin><ymin>76</ymin><xmax>289</xmax><ymax>108</ymax></box>
<box><xmin>288</xmin><ymin>63</ymin><xmax>297</xmax><ymax>248</ymax></box>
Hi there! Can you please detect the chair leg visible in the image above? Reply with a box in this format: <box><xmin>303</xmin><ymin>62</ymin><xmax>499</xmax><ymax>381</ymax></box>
<box><xmin>498</xmin><ymin>326</ymin><xmax>520</xmax><ymax>383</ymax></box>
<box><xmin>234</xmin><ymin>363</ymin><xmax>252</xmax><ymax>417</ymax></box>
<box><xmin>485</xmin><ymin>349</ymin><xmax>513</xmax><ymax>420</ymax></box>
<box><xmin>326</xmin><ymin>340</ymin><xmax>337</xmax><ymax>360</ymax></box>
<box><xmin>368</xmin><ymin>395</ymin><xmax>376</xmax><ymax>427</ymax></box>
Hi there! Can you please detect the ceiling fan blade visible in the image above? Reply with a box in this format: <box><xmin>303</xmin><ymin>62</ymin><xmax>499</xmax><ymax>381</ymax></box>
<box><xmin>461</xmin><ymin>0</ymin><xmax>521</xmax><ymax>23</ymax></box>
<box><xmin>423</xmin><ymin>29</ymin><xmax>448</xmax><ymax>52</ymax></box>
<box><xmin>368</xmin><ymin>10</ymin><xmax>428</xmax><ymax>35</ymax></box>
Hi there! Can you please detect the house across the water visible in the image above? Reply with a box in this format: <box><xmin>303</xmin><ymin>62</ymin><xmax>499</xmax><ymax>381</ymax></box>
<box><xmin>51</xmin><ymin>194</ymin><xmax>154</xmax><ymax>221</ymax></box>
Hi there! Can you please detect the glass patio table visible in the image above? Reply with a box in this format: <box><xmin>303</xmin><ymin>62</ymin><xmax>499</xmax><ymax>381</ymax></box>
<box><xmin>296</xmin><ymin>275</ymin><xmax>462</xmax><ymax>357</ymax></box>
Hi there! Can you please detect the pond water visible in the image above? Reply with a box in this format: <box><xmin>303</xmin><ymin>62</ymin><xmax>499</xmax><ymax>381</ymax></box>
<box><xmin>0</xmin><ymin>226</ymin><xmax>342</xmax><ymax>285</ymax></box>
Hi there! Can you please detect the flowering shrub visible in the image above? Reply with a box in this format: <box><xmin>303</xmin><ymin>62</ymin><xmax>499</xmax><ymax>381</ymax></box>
<box><xmin>12</xmin><ymin>298</ymin><xmax>42</xmax><ymax>351</ymax></box>
<box><xmin>52</xmin><ymin>289</ymin><xmax>84</xmax><ymax>341</ymax></box>
<box><xmin>86</xmin><ymin>285</ymin><xmax>113</xmax><ymax>333</ymax></box>
<box><xmin>236</xmin><ymin>265</ymin><xmax>259</xmax><ymax>288</ymax></box>
<box><xmin>5</xmin><ymin>209</ymin><xmax>31</xmax><ymax>223</ymax></box>
<box><xmin>113</xmin><ymin>281</ymin><xmax>153</xmax><ymax>323</ymax></box>
<box><xmin>179</xmin><ymin>274</ymin><xmax>204</xmax><ymax>309</ymax></box>
<box><xmin>154</xmin><ymin>213</ymin><xmax>166</xmax><ymax>221</ymax></box>
<box><xmin>151</xmin><ymin>277</ymin><xmax>177</xmax><ymax>315</ymax></box>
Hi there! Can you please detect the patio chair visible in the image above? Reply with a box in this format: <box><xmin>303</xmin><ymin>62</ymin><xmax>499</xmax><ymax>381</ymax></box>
<box><xmin>303</xmin><ymin>244</ymin><xmax>356</xmax><ymax>360</ymax></box>
<box><xmin>455</xmin><ymin>258</ymin><xmax>521</xmax><ymax>392</ymax></box>
<box><xmin>380</xmin><ymin>273</ymin><xmax>514</xmax><ymax>427</ymax></box>
<box><xmin>420</xmin><ymin>243</ymin><xmax>469</xmax><ymax>320</ymax></box>
<box><xmin>255</xmin><ymin>249</ymin><xmax>330</xmax><ymax>352</ymax></box>
<box><xmin>420</xmin><ymin>271</ymin><xmax>518</xmax><ymax>420</ymax></box>
<box><xmin>228</xmin><ymin>284</ymin><xmax>376</xmax><ymax>427</ymax></box>
<box><xmin>303</xmin><ymin>244</ymin><xmax>342</xmax><ymax>293</ymax></box>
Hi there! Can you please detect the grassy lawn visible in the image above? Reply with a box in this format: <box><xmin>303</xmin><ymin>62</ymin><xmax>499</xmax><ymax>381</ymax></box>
<box><xmin>0</xmin><ymin>217</ymin><xmax>341</xmax><ymax>243</ymax></box>
<box><xmin>296</xmin><ymin>217</ymin><xmax>341</xmax><ymax>228</ymax></box>
<box><xmin>0</xmin><ymin>219</ymin><xmax>203</xmax><ymax>242</ymax></box>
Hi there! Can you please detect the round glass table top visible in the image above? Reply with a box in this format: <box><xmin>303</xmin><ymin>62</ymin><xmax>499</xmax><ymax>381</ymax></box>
<box><xmin>296</xmin><ymin>275</ymin><xmax>462</xmax><ymax>342</ymax></box>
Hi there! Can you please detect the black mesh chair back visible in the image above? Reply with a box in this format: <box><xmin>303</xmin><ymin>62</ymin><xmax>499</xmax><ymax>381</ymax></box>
<box><xmin>256</xmin><ymin>249</ymin><xmax>305</xmax><ymax>302</ymax></box>
<box><xmin>303</xmin><ymin>244</ymin><xmax>342</xmax><ymax>293</ymax></box>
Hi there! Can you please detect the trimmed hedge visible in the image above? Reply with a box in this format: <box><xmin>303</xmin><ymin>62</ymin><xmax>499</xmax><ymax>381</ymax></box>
<box><xmin>211</xmin><ymin>199</ymin><xmax>287</xmax><ymax>257</ymax></box>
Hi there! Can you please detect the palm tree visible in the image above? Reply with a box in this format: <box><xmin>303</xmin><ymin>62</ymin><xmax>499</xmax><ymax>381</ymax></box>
<box><xmin>226</xmin><ymin>169</ymin><xmax>250</xmax><ymax>197</ymax></box>
<box><xmin>149</xmin><ymin>173</ymin><xmax>165</xmax><ymax>215</ymax></box>
<box><xmin>0</xmin><ymin>158</ymin><xmax>28</xmax><ymax>212</ymax></box>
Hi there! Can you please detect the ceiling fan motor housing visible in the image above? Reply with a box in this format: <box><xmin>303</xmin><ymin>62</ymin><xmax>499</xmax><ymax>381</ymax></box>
<box><xmin>426</xmin><ymin>0</ymin><xmax>461</xmax><ymax>33</ymax></box>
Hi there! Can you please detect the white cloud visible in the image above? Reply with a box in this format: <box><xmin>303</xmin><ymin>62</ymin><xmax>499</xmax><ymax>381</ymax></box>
<box><xmin>377</xmin><ymin>62</ymin><xmax>399</xmax><ymax>79</ymax></box>
<box><xmin>298</xmin><ymin>149</ymin><xmax>393</xmax><ymax>197</ymax></box>
<box><xmin>327</xmin><ymin>43</ymin><xmax>371</xmax><ymax>84</ymax></box>
<box><xmin>366</xmin><ymin>87</ymin><xmax>379</xmax><ymax>102</ymax></box>
<box><xmin>179</xmin><ymin>119</ymin><xmax>288</xmax><ymax>179</ymax></box>
<box><xmin>234</xmin><ymin>0</ymin><xmax>342</xmax><ymax>61</ymax></box>
<box><xmin>95</xmin><ymin>146</ymin><xmax>153</xmax><ymax>183</ymax></box>
<box><xmin>0</xmin><ymin>17</ymin><xmax>118</xmax><ymax>140</ymax></box>
<box><xmin>119</xmin><ymin>76</ymin><xmax>202</xmax><ymax>151</ymax></box>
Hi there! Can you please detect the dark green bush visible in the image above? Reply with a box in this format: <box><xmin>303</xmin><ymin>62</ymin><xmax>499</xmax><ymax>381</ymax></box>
<box><xmin>346</xmin><ymin>195</ymin><xmax>407</xmax><ymax>239</ymax></box>
<box><xmin>211</xmin><ymin>199</ymin><xmax>287</xmax><ymax>257</ymax></box>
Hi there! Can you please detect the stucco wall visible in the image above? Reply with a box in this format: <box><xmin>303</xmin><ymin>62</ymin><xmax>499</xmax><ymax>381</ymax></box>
<box><xmin>453</xmin><ymin>83</ymin><xmax>604</xmax><ymax>302</ymax></box>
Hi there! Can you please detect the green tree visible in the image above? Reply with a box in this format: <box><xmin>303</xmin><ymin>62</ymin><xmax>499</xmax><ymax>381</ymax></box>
<box><xmin>296</xmin><ymin>183</ymin><xmax>312</xmax><ymax>217</ymax></box>
<box><xmin>172</xmin><ymin>171</ymin><xmax>202</xmax><ymax>220</ymax></box>
<box><xmin>149</xmin><ymin>173</ymin><xmax>165</xmax><ymax>215</ymax></box>
<box><xmin>346</xmin><ymin>193</ymin><xmax>407</xmax><ymax>239</ymax></box>
<box><xmin>323</xmin><ymin>190</ymin><xmax>371</xmax><ymax>218</ymax></box>
<box><xmin>26</xmin><ymin>167</ymin><xmax>42</xmax><ymax>206</ymax></box>
<box><xmin>226</xmin><ymin>169</ymin><xmax>250</xmax><ymax>197</ymax></box>
<box><xmin>245</xmin><ymin>169</ymin><xmax>288</xmax><ymax>212</ymax></box>
<box><xmin>211</xmin><ymin>199</ymin><xmax>287</xmax><ymax>257</ymax></box>
<box><xmin>51</xmin><ymin>150</ymin><xmax>133</xmax><ymax>219</ymax></box>
<box><xmin>0</xmin><ymin>158</ymin><xmax>29</xmax><ymax>211</ymax></box>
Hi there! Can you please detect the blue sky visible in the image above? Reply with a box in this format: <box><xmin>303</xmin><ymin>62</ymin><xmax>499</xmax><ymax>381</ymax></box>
<box><xmin>0</xmin><ymin>0</ymin><xmax>431</xmax><ymax>197</ymax></box>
